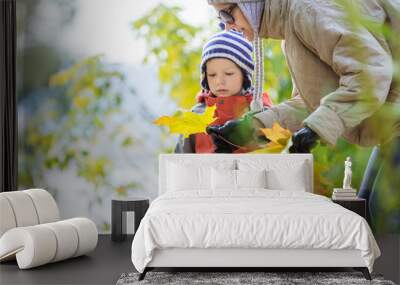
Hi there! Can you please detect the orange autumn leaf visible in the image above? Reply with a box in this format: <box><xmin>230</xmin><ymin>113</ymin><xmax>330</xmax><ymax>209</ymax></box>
<box><xmin>261</xmin><ymin>122</ymin><xmax>292</xmax><ymax>144</ymax></box>
<box><xmin>251</xmin><ymin>123</ymin><xmax>292</xmax><ymax>153</ymax></box>
<box><xmin>153</xmin><ymin>106</ymin><xmax>216</xmax><ymax>138</ymax></box>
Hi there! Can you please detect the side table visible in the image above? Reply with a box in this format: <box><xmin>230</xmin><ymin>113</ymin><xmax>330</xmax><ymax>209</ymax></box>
<box><xmin>111</xmin><ymin>197</ymin><xmax>149</xmax><ymax>242</ymax></box>
<box><xmin>332</xmin><ymin>198</ymin><xmax>366</xmax><ymax>219</ymax></box>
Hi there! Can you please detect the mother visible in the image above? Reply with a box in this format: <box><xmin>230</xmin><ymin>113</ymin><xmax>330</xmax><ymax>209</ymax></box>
<box><xmin>206</xmin><ymin>0</ymin><xmax>400</xmax><ymax>153</ymax></box>
<box><xmin>206</xmin><ymin>0</ymin><xmax>400</xmax><ymax>232</ymax></box>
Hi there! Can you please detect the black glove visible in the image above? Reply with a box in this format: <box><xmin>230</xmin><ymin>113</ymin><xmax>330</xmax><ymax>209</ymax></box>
<box><xmin>208</xmin><ymin>131</ymin><xmax>238</xmax><ymax>153</ymax></box>
<box><xmin>289</xmin><ymin>127</ymin><xmax>319</xmax><ymax>153</ymax></box>
<box><xmin>206</xmin><ymin>113</ymin><xmax>256</xmax><ymax>153</ymax></box>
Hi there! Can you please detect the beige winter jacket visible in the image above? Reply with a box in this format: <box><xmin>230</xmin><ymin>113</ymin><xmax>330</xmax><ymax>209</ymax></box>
<box><xmin>208</xmin><ymin>0</ymin><xmax>400</xmax><ymax>147</ymax></box>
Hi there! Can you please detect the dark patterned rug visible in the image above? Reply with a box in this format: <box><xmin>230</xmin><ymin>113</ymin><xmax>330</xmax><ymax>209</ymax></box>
<box><xmin>116</xmin><ymin>271</ymin><xmax>396</xmax><ymax>285</ymax></box>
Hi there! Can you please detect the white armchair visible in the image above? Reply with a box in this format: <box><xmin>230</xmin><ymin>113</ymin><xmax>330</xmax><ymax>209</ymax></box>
<box><xmin>0</xmin><ymin>189</ymin><xmax>98</xmax><ymax>269</ymax></box>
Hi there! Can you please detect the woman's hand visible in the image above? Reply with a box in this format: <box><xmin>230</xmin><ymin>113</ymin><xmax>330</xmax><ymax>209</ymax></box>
<box><xmin>289</xmin><ymin>127</ymin><xmax>319</xmax><ymax>153</ymax></box>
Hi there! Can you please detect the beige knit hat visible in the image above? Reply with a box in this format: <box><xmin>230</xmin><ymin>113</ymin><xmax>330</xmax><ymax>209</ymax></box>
<box><xmin>207</xmin><ymin>0</ymin><xmax>266</xmax><ymax>111</ymax></box>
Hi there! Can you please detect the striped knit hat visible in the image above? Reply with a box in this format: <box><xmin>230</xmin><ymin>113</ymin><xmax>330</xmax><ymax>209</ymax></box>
<box><xmin>200</xmin><ymin>30</ymin><xmax>254</xmax><ymax>91</ymax></box>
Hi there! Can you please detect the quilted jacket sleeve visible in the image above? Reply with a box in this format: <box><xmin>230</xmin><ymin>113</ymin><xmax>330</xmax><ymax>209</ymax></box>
<box><xmin>253</xmin><ymin>88</ymin><xmax>310</xmax><ymax>132</ymax></box>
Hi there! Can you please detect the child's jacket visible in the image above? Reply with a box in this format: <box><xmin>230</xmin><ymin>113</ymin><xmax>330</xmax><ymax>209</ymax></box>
<box><xmin>175</xmin><ymin>90</ymin><xmax>272</xmax><ymax>153</ymax></box>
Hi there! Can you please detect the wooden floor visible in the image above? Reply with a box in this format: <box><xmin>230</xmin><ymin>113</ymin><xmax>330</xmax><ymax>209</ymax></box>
<box><xmin>1</xmin><ymin>234</ymin><xmax>398</xmax><ymax>285</ymax></box>
<box><xmin>0</xmin><ymin>235</ymin><xmax>134</xmax><ymax>285</ymax></box>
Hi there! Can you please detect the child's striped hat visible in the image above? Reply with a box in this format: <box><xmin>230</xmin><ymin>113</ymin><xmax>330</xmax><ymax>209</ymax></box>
<box><xmin>200</xmin><ymin>30</ymin><xmax>254</xmax><ymax>89</ymax></box>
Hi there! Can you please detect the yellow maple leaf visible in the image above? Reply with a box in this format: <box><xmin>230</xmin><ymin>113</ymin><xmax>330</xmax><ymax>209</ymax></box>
<box><xmin>153</xmin><ymin>106</ymin><xmax>216</xmax><ymax>138</ymax></box>
<box><xmin>250</xmin><ymin>122</ymin><xmax>292</xmax><ymax>154</ymax></box>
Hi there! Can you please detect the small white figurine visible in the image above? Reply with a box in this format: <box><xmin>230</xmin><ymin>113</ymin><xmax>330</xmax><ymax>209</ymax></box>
<box><xmin>343</xmin><ymin>156</ymin><xmax>352</xmax><ymax>190</ymax></box>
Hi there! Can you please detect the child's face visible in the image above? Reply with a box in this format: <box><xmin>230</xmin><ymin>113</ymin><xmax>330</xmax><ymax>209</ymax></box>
<box><xmin>206</xmin><ymin>58</ymin><xmax>244</xmax><ymax>97</ymax></box>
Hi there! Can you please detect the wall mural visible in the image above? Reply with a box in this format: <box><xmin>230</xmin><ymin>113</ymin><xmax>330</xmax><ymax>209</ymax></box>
<box><xmin>17</xmin><ymin>0</ymin><xmax>399</xmax><ymax>233</ymax></box>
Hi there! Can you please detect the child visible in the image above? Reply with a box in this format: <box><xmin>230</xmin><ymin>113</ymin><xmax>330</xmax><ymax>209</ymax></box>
<box><xmin>175</xmin><ymin>30</ymin><xmax>272</xmax><ymax>153</ymax></box>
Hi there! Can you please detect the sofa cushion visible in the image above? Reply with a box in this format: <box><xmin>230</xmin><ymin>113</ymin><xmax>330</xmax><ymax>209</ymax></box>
<box><xmin>24</xmin><ymin>189</ymin><xmax>60</xmax><ymax>224</ymax></box>
<box><xmin>0</xmin><ymin>189</ymin><xmax>60</xmax><ymax>238</ymax></box>
<box><xmin>0</xmin><ymin>196</ymin><xmax>16</xmax><ymax>237</ymax></box>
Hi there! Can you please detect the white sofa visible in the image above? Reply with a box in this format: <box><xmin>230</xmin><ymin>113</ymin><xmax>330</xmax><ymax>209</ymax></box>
<box><xmin>0</xmin><ymin>189</ymin><xmax>98</xmax><ymax>269</ymax></box>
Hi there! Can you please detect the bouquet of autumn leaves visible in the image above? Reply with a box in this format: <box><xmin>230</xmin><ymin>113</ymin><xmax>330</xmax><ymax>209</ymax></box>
<box><xmin>154</xmin><ymin>106</ymin><xmax>292</xmax><ymax>153</ymax></box>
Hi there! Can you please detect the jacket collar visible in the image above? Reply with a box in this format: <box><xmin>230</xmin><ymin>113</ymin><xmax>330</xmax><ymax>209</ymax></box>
<box><xmin>259</xmin><ymin>0</ymin><xmax>290</xmax><ymax>39</ymax></box>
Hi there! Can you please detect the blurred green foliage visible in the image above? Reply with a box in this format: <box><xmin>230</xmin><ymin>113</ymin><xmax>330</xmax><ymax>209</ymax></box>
<box><xmin>19</xmin><ymin>56</ymin><xmax>138</xmax><ymax>199</ymax></box>
<box><xmin>132</xmin><ymin>4</ymin><xmax>212</xmax><ymax>109</ymax></box>
<box><xmin>263</xmin><ymin>40</ymin><xmax>292</xmax><ymax>103</ymax></box>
